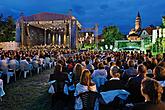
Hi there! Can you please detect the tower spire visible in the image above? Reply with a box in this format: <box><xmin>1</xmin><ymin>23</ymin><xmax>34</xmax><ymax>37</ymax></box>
<box><xmin>137</xmin><ymin>11</ymin><xmax>140</xmax><ymax>17</ymax></box>
<box><xmin>135</xmin><ymin>11</ymin><xmax>141</xmax><ymax>31</ymax></box>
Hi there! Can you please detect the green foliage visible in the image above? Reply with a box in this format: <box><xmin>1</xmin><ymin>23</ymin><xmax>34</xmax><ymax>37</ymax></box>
<box><xmin>152</xmin><ymin>37</ymin><xmax>165</xmax><ymax>53</ymax></box>
<box><xmin>0</xmin><ymin>15</ymin><xmax>15</xmax><ymax>42</ymax></box>
<box><xmin>103</xmin><ymin>25</ymin><xmax>124</xmax><ymax>46</ymax></box>
<box><xmin>82</xmin><ymin>43</ymin><xmax>96</xmax><ymax>50</ymax></box>
<box><xmin>144</xmin><ymin>36</ymin><xmax>151</xmax><ymax>45</ymax></box>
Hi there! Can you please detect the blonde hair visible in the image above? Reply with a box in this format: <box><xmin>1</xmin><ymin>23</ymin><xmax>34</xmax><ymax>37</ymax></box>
<box><xmin>80</xmin><ymin>69</ymin><xmax>94</xmax><ymax>90</ymax></box>
<box><xmin>73</xmin><ymin>63</ymin><xmax>83</xmax><ymax>81</ymax></box>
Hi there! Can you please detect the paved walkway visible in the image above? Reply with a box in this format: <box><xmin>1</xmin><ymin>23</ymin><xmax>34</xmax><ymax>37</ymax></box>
<box><xmin>0</xmin><ymin>69</ymin><xmax>53</xmax><ymax>110</ymax></box>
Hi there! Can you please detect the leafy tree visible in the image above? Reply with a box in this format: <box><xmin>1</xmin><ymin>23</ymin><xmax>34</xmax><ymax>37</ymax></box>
<box><xmin>0</xmin><ymin>14</ymin><xmax>4</xmax><ymax>35</ymax></box>
<box><xmin>102</xmin><ymin>25</ymin><xmax>124</xmax><ymax>47</ymax></box>
<box><xmin>0</xmin><ymin>16</ymin><xmax>15</xmax><ymax>42</ymax></box>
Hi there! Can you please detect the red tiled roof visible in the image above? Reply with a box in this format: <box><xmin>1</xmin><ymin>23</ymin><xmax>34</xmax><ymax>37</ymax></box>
<box><xmin>23</xmin><ymin>12</ymin><xmax>71</xmax><ymax>21</ymax></box>
<box><xmin>144</xmin><ymin>27</ymin><xmax>155</xmax><ymax>35</ymax></box>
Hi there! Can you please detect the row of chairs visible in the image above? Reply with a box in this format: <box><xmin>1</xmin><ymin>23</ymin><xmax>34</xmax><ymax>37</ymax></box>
<box><xmin>0</xmin><ymin>57</ymin><xmax>55</xmax><ymax>101</ymax></box>
<box><xmin>0</xmin><ymin>58</ymin><xmax>54</xmax><ymax>84</ymax></box>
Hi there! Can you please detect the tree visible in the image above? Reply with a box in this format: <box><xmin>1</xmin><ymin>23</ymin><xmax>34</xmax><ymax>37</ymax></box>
<box><xmin>102</xmin><ymin>25</ymin><xmax>124</xmax><ymax>47</ymax></box>
<box><xmin>0</xmin><ymin>16</ymin><xmax>15</xmax><ymax>42</ymax></box>
<box><xmin>0</xmin><ymin>14</ymin><xmax>4</xmax><ymax>35</ymax></box>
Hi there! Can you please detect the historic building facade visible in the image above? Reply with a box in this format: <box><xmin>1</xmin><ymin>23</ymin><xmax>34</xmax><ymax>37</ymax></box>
<box><xmin>127</xmin><ymin>12</ymin><xmax>141</xmax><ymax>40</ymax></box>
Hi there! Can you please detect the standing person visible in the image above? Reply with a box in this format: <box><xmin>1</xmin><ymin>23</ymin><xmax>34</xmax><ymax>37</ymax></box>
<box><xmin>74</xmin><ymin>69</ymin><xmax>97</xmax><ymax>110</ymax></box>
<box><xmin>132</xmin><ymin>78</ymin><xmax>165</xmax><ymax>110</ymax></box>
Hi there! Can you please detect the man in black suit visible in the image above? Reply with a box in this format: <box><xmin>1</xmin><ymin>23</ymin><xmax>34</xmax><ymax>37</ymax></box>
<box><xmin>100</xmin><ymin>66</ymin><xmax>125</xmax><ymax>92</ymax></box>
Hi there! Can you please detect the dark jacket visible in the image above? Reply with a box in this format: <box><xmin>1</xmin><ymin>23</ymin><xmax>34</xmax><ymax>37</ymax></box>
<box><xmin>132</xmin><ymin>101</ymin><xmax>165</xmax><ymax>110</ymax></box>
<box><xmin>49</xmin><ymin>71</ymin><xmax>69</xmax><ymax>82</ymax></box>
<box><xmin>127</xmin><ymin>75</ymin><xmax>145</xmax><ymax>103</ymax></box>
<box><xmin>100</xmin><ymin>78</ymin><xmax>126</xmax><ymax>92</ymax></box>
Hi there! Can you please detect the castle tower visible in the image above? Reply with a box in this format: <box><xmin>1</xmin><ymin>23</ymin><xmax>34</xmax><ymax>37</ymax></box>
<box><xmin>135</xmin><ymin>12</ymin><xmax>141</xmax><ymax>31</ymax></box>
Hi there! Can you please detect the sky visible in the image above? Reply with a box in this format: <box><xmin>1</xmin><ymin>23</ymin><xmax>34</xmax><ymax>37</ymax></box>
<box><xmin>0</xmin><ymin>0</ymin><xmax>165</xmax><ymax>34</ymax></box>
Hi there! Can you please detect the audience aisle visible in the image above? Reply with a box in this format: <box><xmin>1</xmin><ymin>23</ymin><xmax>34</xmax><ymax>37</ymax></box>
<box><xmin>0</xmin><ymin>68</ymin><xmax>53</xmax><ymax>110</ymax></box>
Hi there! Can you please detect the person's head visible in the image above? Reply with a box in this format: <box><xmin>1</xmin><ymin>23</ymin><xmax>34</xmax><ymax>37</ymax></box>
<box><xmin>153</xmin><ymin>65</ymin><xmax>165</xmax><ymax>80</ymax></box>
<box><xmin>151</xmin><ymin>58</ymin><xmax>158</xmax><ymax>65</ymax></box>
<box><xmin>54</xmin><ymin>63</ymin><xmax>62</xmax><ymax>73</ymax></box>
<box><xmin>128</xmin><ymin>60</ymin><xmax>135</xmax><ymax>67</ymax></box>
<box><xmin>163</xmin><ymin>53</ymin><xmax>165</xmax><ymax>61</ymax></box>
<box><xmin>74</xmin><ymin>63</ymin><xmax>83</xmax><ymax>74</ymax></box>
<box><xmin>80</xmin><ymin>69</ymin><xmax>93</xmax><ymax>89</ymax></box>
<box><xmin>138</xmin><ymin>64</ymin><xmax>147</xmax><ymax>76</ymax></box>
<box><xmin>97</xmin><ymin>62</ymin><xmax>104</xmax><ymax>69</ymax></box>
<box><xmin>141</xmin><ymin>78</ymin><xmax>163</xmax><ymax>104</ymax></box>
<box><xmin>158</xmin><ymin>61</ymin><xmax>165</xmax><ymax>67</ymax></box>
<box><xmin>86</xmin><ymin>64</ymin><xmax>94</xmax><ymax>74</ymax></box>
<box><xmin>94</xmin><ymin>58</ymin><xmax>99</xmax><ymax>63</ymax></box>
<box><xmin>103</xmin><ymin>60</ymin><xmax>108</xmax><ymax>65</ymax></box>
<box><xmin>110</xmin><ymin>66</ymin><xmax>120</xmax><ymax>78</ymax></box>
<box><xmin>85</xmin><ymin>60</ymin><xmax>89</xmax><ymax>65</ymax></box>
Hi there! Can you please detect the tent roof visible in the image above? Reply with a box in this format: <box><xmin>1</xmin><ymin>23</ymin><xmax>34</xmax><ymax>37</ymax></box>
<box><xmin>23</xmin><ymin>12</ymin><xmax>72</xmax><ymax>21</ymax></box>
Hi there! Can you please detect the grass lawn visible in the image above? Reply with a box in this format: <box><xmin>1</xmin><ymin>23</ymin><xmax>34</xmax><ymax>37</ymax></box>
<box><xmin>0</xmin><ymin>69</ymin><xmax>53</xmax><ymax>110</ymax></box>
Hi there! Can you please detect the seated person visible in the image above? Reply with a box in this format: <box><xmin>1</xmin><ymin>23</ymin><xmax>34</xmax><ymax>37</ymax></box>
<box><xmin>100</xmin><ymin>66</ymin><xmax>125</xmax><ymax>92</ymax></box>
<box><xmin>132</xmin><ymin>78</ymin><xmax>165</xmax><ymax>110</ymax></box>
<box><xmin>122</xmin><ymin>60</ymin><xmax>138</xmax><ymax>83</ymax></box>
<box><xmin>49</xmin><ymin>63</ymin><xmax>68</xmax><ymax>82</ymax></box>
<box><xmin>153</xmin><ymin>62</ymin><xmax>165</xmax><ymax>101</ymax></box>
<box><xmin>127</xmin><ymin>64</ymin><xmax>147</xmax><ymax>103</ymax></box>
<box><xmin>49</xmin><ymin>63</ymin><xmax>69</xmax><ymax>108</ymax></box>
<box><xmin>74</xmin><ymin>69</ymin><xmax>98</xmax><ymax>110</ymax></box>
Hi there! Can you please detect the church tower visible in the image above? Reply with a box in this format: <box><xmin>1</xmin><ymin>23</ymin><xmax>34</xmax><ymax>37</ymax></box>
<box><xmin>135</xmin><ymin>12</ymin><xmax>141</xmax><ymax>31</ymax></box>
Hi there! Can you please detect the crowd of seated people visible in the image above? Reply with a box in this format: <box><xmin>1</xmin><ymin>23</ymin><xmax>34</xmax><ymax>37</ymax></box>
<box><xmin>0</xmin><ymin>45</ymin><xmax>75</xmax><ymax>101</ymax></box>
<box><xmin>0</xmin><ymin>46</ymin><xmax>164</xmax><ymax>110</ymax></box>
<box><xmin>48</xmin><ymin>51</ymin><xmax>165</xmax><ymax>110</ymax></box>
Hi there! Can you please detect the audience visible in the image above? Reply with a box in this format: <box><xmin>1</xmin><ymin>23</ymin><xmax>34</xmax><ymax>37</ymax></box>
<box><xmin>127</xmin><ymin>64</ymin><xmax>147</xmax><ymax>103</ymax></box>
<box><xmin>74</xmin><ymin>69</ymin><xmax>97</xmax><ymax>110</ymax></box>
<box><xmin>132</xmin><ymin>78</ymin><xmax>165</xmax><ymax>110</ymax></box>
<box><xmin>1</xmin><ymin>46</ymin><xmax>165</xmax><ymax>110</ymax></box>
<box><xmin>122</xmin><ymin>60</ymin><xmax>138</xmax><ymax>83</ymax></box>
<box><xmin>100</xmin><ymin>66</ymin><xmax>125</xmax><ymax>92</ymax></box>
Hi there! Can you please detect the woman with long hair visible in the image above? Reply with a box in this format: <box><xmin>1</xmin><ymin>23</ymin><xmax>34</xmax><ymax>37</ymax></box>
<box><xmin>73</xmin><ymin>63</ymin><xmax>84</xmax><ymax>84</ymax></box>
<box><xmin>132</xmin><ymin>78</ymin><xmax>165</xmax><ymax>110</ymax></box>
<box><xmin>74</xmin><ymin>69</ymin><xmax>97</xmax><ymax>110</ymax></box>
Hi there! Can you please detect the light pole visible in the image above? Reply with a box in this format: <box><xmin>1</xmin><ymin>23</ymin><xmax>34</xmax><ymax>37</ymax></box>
<box><xmin>95</xmin><ymin>24</ymin><xmax>98</xmax><ymax>49</ymax></box>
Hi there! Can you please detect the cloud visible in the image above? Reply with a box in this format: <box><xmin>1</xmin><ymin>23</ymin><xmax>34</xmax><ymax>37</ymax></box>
<box><xmin>0</xmin><ymin>0</ymin><xmax>165</xmax><ymax>34</ymax></box>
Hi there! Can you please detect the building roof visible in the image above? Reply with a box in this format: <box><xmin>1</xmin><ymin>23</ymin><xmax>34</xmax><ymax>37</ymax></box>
<box><xmin>23</xmin><ymin>12</ymin><xmax>72</xmax><ymax>21</ymax></box>
<box><xmin>128</xmin><ymin>33</ymin><xmax>139</xmax><ymax>37</ymax></box>
<box><xmin>141</xmin><ymin>26</ymin><xmax>155</xmax><ymax>35</ymax></box>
